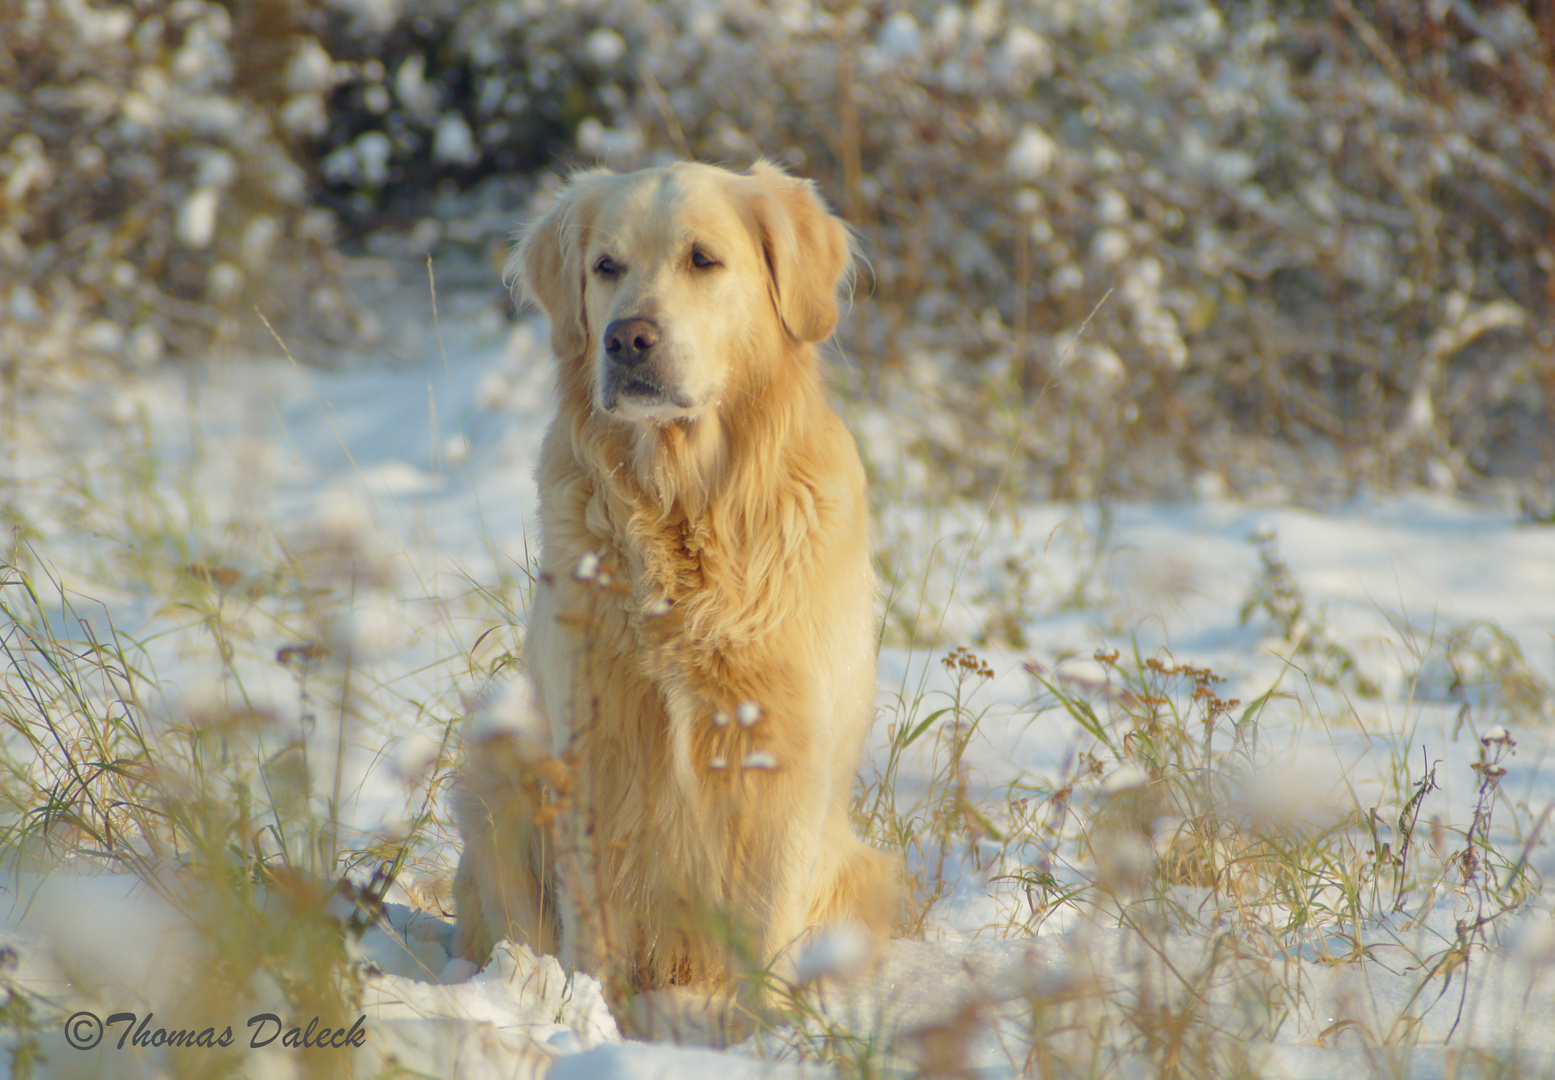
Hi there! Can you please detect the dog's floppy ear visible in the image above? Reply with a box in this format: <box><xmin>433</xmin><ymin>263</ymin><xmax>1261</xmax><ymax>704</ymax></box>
<box><xmin>505</xmin><ymin>168</ymin><xmax>614</xmax><ymax>362</ymax></box>
<box><xmin>746</xmin><ymin>160</ymin><xmax>855</xmax><ymax>344</ymax></box>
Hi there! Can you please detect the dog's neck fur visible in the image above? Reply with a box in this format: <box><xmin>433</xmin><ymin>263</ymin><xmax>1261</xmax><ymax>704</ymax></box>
<box><xmin>626</xmin><ymin>415</ymin><xmax>730</xmax><ymax>519</ymax></box>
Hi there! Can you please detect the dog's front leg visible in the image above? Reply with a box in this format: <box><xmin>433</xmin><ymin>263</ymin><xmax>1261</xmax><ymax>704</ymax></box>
<box><xmin>685</xmin><ymin>688</ymin><xmax>831</xmax><ymax>994</ymax></box>
<box><xmin>745</xmin><ymin>780</ymin><xmax>830</xmax><ymax>990</ymax></box>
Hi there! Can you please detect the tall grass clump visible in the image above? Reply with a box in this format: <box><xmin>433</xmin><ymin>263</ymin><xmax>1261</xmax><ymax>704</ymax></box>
<box><xmin>0</xmin><ymin>523</ymin><xmax>476</xmax><ymax>1075</ymax></box>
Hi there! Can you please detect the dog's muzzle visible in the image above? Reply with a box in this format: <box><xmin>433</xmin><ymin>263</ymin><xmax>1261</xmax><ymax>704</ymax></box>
<box><xmin>600</xmin><ymin>317</ymin><xmax>694</xmax><ymax>413</ymax></box>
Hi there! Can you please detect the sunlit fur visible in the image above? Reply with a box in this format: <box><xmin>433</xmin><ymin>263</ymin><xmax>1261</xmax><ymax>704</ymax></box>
<box><xmin>453</xmin><ymin>162</ymin><xmax>898</xmax><ymax>998</ymax></box>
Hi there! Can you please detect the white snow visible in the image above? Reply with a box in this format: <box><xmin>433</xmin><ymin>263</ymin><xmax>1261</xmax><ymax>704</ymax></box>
<box><xmin>584</xmin><ymin>28</ymin><xmax>627</xmax><ymax>68</ymax></box>
<box><xmin>176</xmin><ymin>187</ymin><xmax>220</xmax><ymax>248</ymax></box>
<box><xmin>1007</xmin><ymin>124</ymin><xmax>1059</xmax><ymax>181</ymax></box>
<box><xmin>433</xmin><ymin>112</ymin><xmax>480</xmax><ymax>167</ymax></box>
<box><xmin>876</xmin><ymin>12</ymin><xmax>923</xmax><ymax>60</ymax></box>
<box><xmin>793</xmin><ymin>925</ymin><xmax>871</xmax><ymax>985</ymax></box>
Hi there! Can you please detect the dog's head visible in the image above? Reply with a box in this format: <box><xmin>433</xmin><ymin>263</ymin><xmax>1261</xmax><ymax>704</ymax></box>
<box><xmin>510</xmin><ymin>161</ymin><xmax>854</xmax><ymax>425</ymax></box>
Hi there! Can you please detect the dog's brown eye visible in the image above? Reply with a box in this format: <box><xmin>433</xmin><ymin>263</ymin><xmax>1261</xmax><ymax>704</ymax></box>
<box><xmin>594</xmin><ymin>256</ymin><xmax>620</xmax><ymax>278</ymax></box>
<box><xmin>690</xmin><ymin>249</ymin><xmax>719</xmax><ymax>270</ymax></box>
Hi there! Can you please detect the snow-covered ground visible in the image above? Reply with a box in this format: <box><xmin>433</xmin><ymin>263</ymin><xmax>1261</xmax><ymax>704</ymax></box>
<box><xmin>2</xmin><ymin>272</ymin><xmax>1553</xmax><ymax>1078</ymax></box>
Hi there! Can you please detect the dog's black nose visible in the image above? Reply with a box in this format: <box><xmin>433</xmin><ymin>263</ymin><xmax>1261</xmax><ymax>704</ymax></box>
<box><xmin>603</xmin><ymin>318</ymin><xmax>660</xmax><ymax>367</ymax></box>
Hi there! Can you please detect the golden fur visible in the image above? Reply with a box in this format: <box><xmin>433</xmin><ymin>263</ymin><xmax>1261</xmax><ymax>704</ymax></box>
<box><xmin>452</xmin><ymin>161</ymin><xmax>897</xmax><ymax>999</ymax></box>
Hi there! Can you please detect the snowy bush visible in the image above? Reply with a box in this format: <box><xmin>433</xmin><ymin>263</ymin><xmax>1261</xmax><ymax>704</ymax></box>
<box><xmin>507</xmin><ymin>0</ymin><xmax>1553</xmax><ymax>500</ymax></box>
<box><xmin>369</xmin><ymin>0</ymin><xmax>1551</xmax><ymax>501</ymax></box>
<box><xmin>0</xmin><ymin>0</ymin><xmax>376</xmax><ymax>380</ymax></box>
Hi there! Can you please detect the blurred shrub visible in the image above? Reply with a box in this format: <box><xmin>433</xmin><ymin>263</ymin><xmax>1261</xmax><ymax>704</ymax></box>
<box><xmin>0</xmin><ymin>0</ymin><xmax>373</xmax><ymax>380</ymax></box>
<box><xmin>5</xmin><ymin>0</ymin><xmax>1554</xmax><ymax>502</ymax></box>
<box><xmin>509</xmin><ymin>0</ymin><xmax>1552</xmax><ymax>501</ymax></box>
<box><xmin>372</xmin><ymin>0</ymin><xmax>1547</xmax><ymax>502</ymax></box>
<box><xmin>0</xmin><ymin>0</ymin><xmax>649</xmax><ymax>376</ymax></box>
<box><xmin>307</xmin><ymin>0</ymin><xmax>640</xmax><ymax>229</ymax></box>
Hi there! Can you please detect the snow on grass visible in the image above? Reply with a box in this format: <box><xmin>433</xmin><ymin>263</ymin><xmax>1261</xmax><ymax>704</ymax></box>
<box><xmin>1</xmin><ymin>285</ymin><xmax>1553</xmax><ymax>1077</ymax></box>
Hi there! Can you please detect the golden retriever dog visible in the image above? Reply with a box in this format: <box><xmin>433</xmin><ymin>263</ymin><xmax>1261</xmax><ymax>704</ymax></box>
<box><xmin>452</xmin><ymin>161</ymin><xmax>898</xmax><ymax>1008</ymax></box>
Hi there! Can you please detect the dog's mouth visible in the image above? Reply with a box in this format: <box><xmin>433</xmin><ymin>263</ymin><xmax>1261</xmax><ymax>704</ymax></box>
<box><xmin>601</xmin><ymin>365</ymin><xmax>697</xmax><ymax>417</ymax></box>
